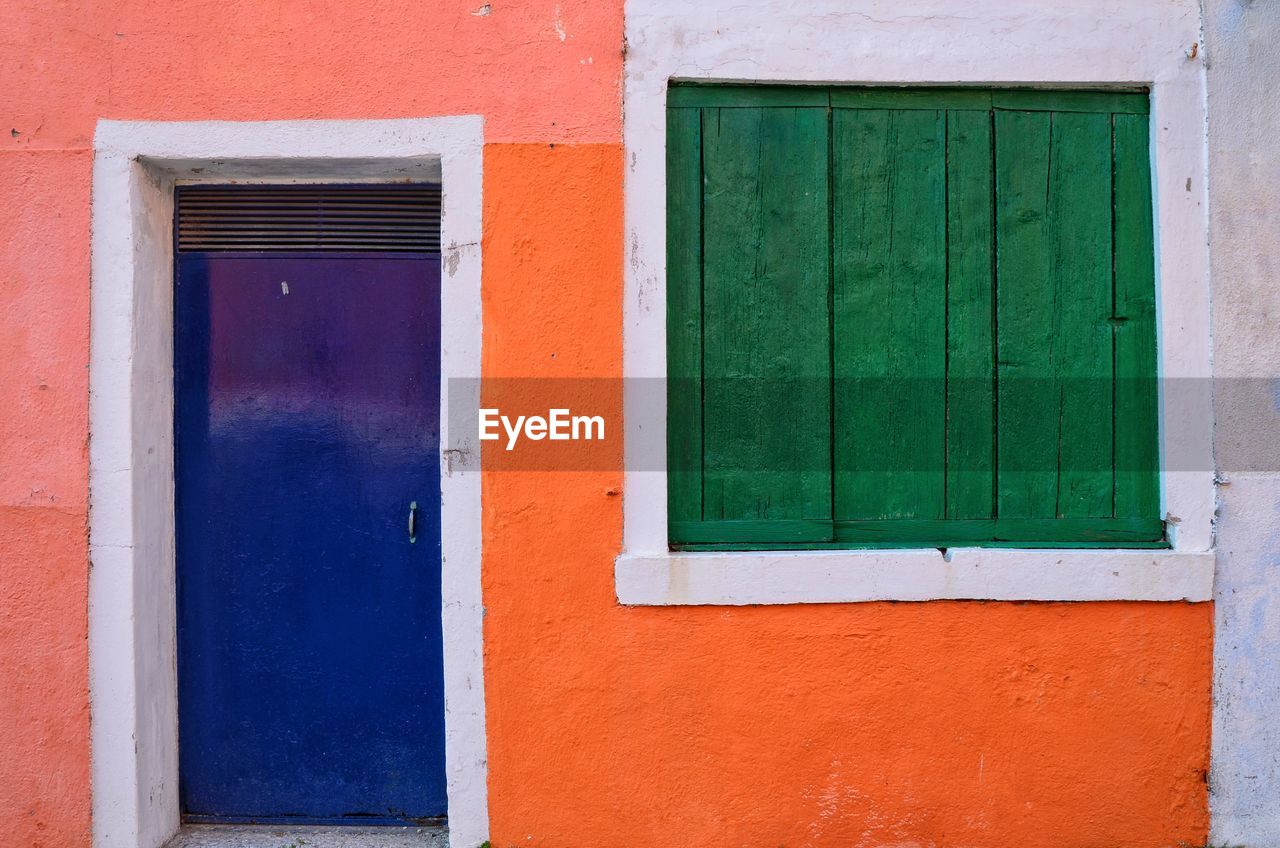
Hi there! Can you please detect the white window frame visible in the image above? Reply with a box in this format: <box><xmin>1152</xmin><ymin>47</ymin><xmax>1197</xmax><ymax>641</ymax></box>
<box><xmin>617</xmin><ymin>0</ymin><xmax>1216</xmax><ymax>605</ymax></box>
<box><xmin>88</xmin><ymin>118</ymin><xmax>488</xmax><ymax>848</ymax></box>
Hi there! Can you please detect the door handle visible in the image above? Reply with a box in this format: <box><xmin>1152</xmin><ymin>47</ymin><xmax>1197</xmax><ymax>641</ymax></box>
<box><xmin>408</xmin><ymin>501</ymin><xmax>418</xmax><ymax>544</ymax></box>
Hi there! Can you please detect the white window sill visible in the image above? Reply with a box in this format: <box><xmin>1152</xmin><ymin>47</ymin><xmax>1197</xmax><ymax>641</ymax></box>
<box><xmin>615</xmin><ymin>548</ymin><xmax>1215</xmax><ymax>605</ymax></box>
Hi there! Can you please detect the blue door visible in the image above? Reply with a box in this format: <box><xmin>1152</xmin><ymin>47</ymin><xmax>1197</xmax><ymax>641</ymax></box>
<box><xmin>174</xmin><ymin>250</ymin><xmax>447</xmax><ymax>824</ymax></box>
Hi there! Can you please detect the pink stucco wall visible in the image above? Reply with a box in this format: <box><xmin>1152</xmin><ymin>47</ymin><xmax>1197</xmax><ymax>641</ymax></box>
<box><xmin>1</xmin><ymin>3</ymin><xmax>621</xmax><ymax>845</ymax></box>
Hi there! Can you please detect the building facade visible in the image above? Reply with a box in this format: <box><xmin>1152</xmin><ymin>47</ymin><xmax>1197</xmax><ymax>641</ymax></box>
<box><xmin>1</xmin><ymin>0</ymin><xmax>1277</xmax><ymax>846</ymax></box>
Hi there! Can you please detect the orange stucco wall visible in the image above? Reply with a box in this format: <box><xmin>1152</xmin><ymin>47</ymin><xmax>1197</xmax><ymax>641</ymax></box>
<box><xmin>479</xmin><ymin>143</ymin><xmax>1212</xmax><ymax>848</ymax></box>
<box><xmin>0</xmin><ymin>2</ymin><xmax>1211</xmax><ymax>847</ymax></box>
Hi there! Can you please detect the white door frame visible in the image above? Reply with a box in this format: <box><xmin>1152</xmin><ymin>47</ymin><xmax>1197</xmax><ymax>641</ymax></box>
<box><xmin>88</xmin><ymin>118</ymin><xmax>488</xmax><ymax>848</ymax></box>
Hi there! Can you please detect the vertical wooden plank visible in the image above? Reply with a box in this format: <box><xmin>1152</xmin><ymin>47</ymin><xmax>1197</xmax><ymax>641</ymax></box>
<box><xmin>1048</xmin><ymin>112</ymin><xmax>1115</xmax><ymax>518</ymax></box>
<box><xmin>833</xmin><ymin>108</ymin><xmax>947</xmax><ymax>520</ymax></box>
<box><xmin>944</xmin><ymin>110</ymin><xmax>995</xmax><ymax>519</ymax></box>
<box><xmin>1112</xmin><ymin>112</ymin><xmax>1161</xmax><ymax>520</ymax></box>
<box><xmin>700</xmin><ymin>106</ymin><xmax>832</xmax><ymax>525</ymax></box>
<box><xmin>994</xmin><ymin>110</ymin><xmax>1053</xmax><ymax>519</ymax></box>
<box><xmin>666</xmin><ymin>108</ymin><xmax>704</xmax><ymax>528</ymax></box>
<box><xmin>996</xmin><ymin>110</ymin><xmax>1114</xmax><ymax>519</ymax></box>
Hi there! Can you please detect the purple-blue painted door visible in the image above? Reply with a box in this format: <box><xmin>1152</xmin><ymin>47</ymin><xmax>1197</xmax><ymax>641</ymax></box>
<box><xmin>175</xmin><ymin>252</ymin><xmax>446</xmax><ymax>824</ymax></box>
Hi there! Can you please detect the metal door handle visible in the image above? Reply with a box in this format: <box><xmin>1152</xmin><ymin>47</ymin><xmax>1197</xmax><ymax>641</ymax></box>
<box><xmin>408</xmin><ymin>501</ymin><xmax>418</xmax><ymax>544</ymax></box>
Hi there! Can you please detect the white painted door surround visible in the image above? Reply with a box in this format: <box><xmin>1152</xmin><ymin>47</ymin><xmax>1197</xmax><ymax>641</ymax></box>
<box><xmin>89</xmin><ymin>118</ymin><xmax>488</xmax><ymax>848</ymax></box>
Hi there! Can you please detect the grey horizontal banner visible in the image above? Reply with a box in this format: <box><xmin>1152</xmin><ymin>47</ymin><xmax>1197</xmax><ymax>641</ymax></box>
<box><xmin>442</xmin><ymin>378</ymin><xmax>1273</xmax><ymax>473</ymax></box>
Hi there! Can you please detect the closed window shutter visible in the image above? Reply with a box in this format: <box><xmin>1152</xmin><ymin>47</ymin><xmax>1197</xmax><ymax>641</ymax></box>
<box><xmin>831</xmin><ymin>106</ymin><xmax>949</xmax><ymax>525</ymax></box>
<box><xmin>668</xmin><ymin>95</ymin><xmax>835</xmax><ymax>545</ymax></box>
<box><xmin>667</xmin><ymin>86</ymin><xmax>1161</xmax><ymax>550</ymax></box>
<box><xmin>1111</xmin><ymin>113</ymin><xmax>1162</xmax><ymax>522</ymax></box>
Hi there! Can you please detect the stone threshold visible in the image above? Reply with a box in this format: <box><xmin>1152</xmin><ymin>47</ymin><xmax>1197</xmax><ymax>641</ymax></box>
<box><xmin>164</xmin><ymin>824</ymin><xmax>449</xmax><ymax>848</ymax></box>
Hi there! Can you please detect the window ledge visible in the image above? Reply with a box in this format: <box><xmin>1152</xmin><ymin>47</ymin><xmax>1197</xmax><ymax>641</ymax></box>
<box><xmin>615</xmin><ymin>548</ymin><xmax>1214</xmax><ymax>605</ymax></box>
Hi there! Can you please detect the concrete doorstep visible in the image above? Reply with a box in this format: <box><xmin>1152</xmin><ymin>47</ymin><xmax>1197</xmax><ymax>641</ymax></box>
<box><xmin>164</xmin><ymin>825</ymin><xmax>450</xmax><ymax>848</ymax></box>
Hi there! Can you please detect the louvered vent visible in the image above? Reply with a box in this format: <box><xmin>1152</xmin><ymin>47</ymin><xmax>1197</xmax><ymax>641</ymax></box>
<box><xmin>175</xmin><ymin>184</ymin><xmax>441</xmax><ymax>253</ymax></box>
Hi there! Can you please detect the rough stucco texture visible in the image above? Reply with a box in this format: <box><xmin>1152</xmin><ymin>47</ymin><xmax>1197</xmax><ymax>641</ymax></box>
<box><xmin>0</xmin><ymin>2</ymin><xmax>1217</xmax><ymax>848</ymax></box>
<box><xmin>1</xmin><ymin>0</ymin><xmax>622</xmax><ymax>146</ymax></box>
<box><xmin>0</xmin><ymin>150</ymin><xmax>93</xmax><ymax>848</ymax></box>
<box><xmin>1205</xmin><ymin>2</ymin><xmax>1280</xmax><ymax>845</ymax></box>
<box><xmin>0</xmin><ymin>0</ymin><xmax>621</xmax><ymax>844</ymax></box>
<box><xmin>479</xmin><ymin>143</ymin><xmax>1212</xmax><ymax>848</ymax></box>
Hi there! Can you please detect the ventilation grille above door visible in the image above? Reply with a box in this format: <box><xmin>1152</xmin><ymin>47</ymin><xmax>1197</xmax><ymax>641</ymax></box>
<box><xmin>175</xmin><ymin>184</ymin><xmax>442</xmax><ymax>253</ymax></box>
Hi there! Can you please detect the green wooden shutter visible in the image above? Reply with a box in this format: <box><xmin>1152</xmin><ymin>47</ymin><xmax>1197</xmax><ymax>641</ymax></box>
<box><xmin>832</xmin><ymin>106</ymin><xmax>947</xmax><ymax>524</ymax></box>
<box><xmin>668</xmin><ymin>91</ymin><xmax>835</xmax><ymax>545</ymax></box>
<box><xmin>667</xmin><ymin>85</ymin><xmax>1162</xmax><ymax>550</ymax></box>
<box><xmin>944</xmin><ymin>109</ymin><xmax>997</xmax><ymax>521</ymax></box>
<box><xmin>666</xmin><ymin>107</ymin><xmax>705</xmax><ymax>539</ymax></box>
<box><xmin>1112</xmin><ymin>113</ymin><xmax>1162</xmax><ymax>522</ymax></box>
